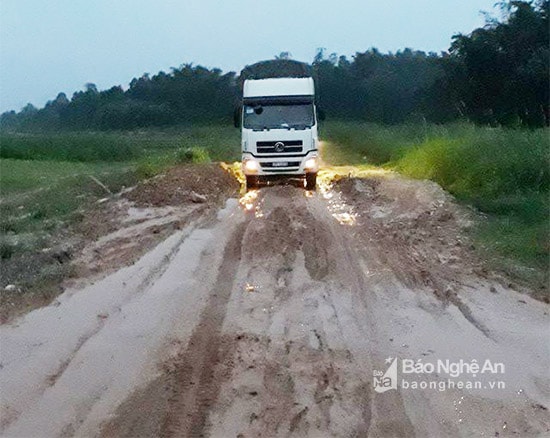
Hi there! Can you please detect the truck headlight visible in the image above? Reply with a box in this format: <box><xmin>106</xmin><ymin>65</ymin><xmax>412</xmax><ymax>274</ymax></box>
<box><xmin>243</xmin><ymin>159</ymin><xmax>259</xmax><ymax>173</ymax></box>
<box><xmin>304</xmin><ymin>158</ymin><xmax>317</xmax><ymax>170</ymax></box>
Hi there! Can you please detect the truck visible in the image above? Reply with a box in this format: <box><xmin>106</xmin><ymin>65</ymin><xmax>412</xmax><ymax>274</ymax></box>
<box><xmin>237</xmin><ymin>77</ymin><xmax>320</xmax><ymax>191</ymax></box>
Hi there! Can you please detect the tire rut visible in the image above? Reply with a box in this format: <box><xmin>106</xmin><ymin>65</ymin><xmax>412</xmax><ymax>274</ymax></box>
<box><xmin>159</xmin><ymin>220</ymin><xmax>249</xmax><ymax>438</ymax></box>
<box><xmin>203</xmin><ymin>187</ymin><xmax>379</xmax><ymax>437</ymax></box>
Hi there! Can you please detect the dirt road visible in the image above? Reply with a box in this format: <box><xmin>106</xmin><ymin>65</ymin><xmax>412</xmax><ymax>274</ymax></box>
<box><xmin>1</xmin><ymin>168</ymin><xmax>549</xmax><ymax>437</ymax></box>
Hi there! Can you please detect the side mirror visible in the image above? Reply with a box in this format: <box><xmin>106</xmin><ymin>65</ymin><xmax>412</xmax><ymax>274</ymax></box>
<box><xmin>233</xmin><ymin>106</ymin><xmax>241</xmax><ymax>128</ymax></box>
<box><xmin>318</xmin><ymin>109</ymin><xmax>326</xmax><ymax>121</ymax></box>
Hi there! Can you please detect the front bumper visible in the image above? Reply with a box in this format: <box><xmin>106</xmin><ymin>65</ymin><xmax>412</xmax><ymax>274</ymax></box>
<box><xmin>242</xmin><ymin>151</ymin><xmax>319</xmax><ymax>176</ymax></box>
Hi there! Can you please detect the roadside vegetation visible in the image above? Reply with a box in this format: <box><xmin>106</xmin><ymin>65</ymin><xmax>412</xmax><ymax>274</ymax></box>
<box><xmin>0</xmin><ymin>126</ymin><xmax>240</xmax><ymax>311</ymax></box>
<box><xmin>0</xmin><ymin>126</ymin><xmax>240</xmax><ymax>234</ymax></box>
<box><xmin>323</xmin><ymin>121</ymin><xmax>550</xmax><ymax>288</ymax></box>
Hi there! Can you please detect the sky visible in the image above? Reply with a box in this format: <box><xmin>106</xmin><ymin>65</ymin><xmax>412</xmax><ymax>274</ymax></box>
<box><xmin>0</xmin><ymin>0</ymin><xmax>500</xmax><ymax>113</ymax></box>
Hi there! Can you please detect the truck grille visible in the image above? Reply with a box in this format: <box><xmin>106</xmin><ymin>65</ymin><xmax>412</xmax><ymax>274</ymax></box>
<box><xmin>256</xmin><ymin>140</ymin><xmax>303</xmax><ymax>154</ymax></box>
<box><xmin>260</xmin><ymin>161</ymin><xmax>300</xmax><ymax>168</ymax></box>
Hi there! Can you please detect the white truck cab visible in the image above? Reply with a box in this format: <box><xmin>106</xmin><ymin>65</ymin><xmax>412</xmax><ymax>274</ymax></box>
<box><xmin>239</xmin><ymin>77</ymin><xmax>319</xmax><ymax>190</ymax></box>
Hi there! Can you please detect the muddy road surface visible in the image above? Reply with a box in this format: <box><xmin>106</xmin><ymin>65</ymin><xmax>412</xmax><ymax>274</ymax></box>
<box><xmin>1</xmin><ymin>169</ymin><xmax>549</xmax><ymax>437</ymax></box>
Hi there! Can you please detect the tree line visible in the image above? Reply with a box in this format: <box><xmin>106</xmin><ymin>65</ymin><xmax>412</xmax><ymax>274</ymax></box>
<box><xmin>1</xmin><ymin>0</ymin><xmax>547</xmax><ymax>131</ymax></box>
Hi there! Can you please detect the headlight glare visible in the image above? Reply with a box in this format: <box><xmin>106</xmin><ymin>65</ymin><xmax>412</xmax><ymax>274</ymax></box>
<box><xmin>243</xmin><ymin>159</ymin><xmax>259</xmax><ymax>173</ymax></box>
<box><xmin>304</xmin><ymin>158</ymin><xmax>317</xmax><ymax>170</ymax></box>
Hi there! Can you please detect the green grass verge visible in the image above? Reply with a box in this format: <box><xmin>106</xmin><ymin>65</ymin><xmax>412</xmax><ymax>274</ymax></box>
<box><xmin>322</xmin><ymin>121</ymin><xmax>550</xmax><ymax>280</ymax></box>
<box><xmin>0</xmin><ymin>125</ymin><xmax>240</xmax><ymax>162</ymax></box>
<box><xmin>1</xmin><ymin>159</ymin><xmax>136</xmax><ymax>240</ymax></box>
<box><xmin>0</xmin><ymin>125</ymin><xmax>240</xmax><ymax>260</ymax></box>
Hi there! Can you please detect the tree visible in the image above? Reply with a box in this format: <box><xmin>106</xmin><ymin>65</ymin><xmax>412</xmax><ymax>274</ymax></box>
<box><xmin>449</xmin><ymin>0</ymin><xmax>549</xmax><ymax>126</ymax></box>
<box><xmin>2</xmin><ymin>2</ymin><xmax>547</xmax><ymax>131</ymax></box>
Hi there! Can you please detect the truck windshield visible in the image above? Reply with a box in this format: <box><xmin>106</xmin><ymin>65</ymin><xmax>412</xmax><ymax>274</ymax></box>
<box><xmin>243</xmin><ymin>104</ymin><xmax>314</xmax><ymax>130</ymax></box>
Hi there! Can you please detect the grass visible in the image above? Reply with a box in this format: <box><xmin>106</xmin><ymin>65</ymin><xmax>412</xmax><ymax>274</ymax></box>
<box><xmin>1</xmin><ymin>159</ymin><xmax>132</xmax><ymax>195</ymax></box>
<box><xmin>1</xmin><ymin>159</ymin><xmax>135</xmax><ymax>232</ymax></box>
<box><xmin>0</xmin><ymin>125</ymin><xmax>241</xmax><ymax>235</ymax></box>
<box><xmin>0</xmin><ymin>126</ymin><xmax>241</xmax><ymax>163</ymax></box>
<box><xmin>0</xmin><ymin>133</ymin><xmax>141</xmax><ymax>162</ymax></box>
<box><xmin>320</xmin><ymin>121</ymin><xmax>429</xmax><ymax>165</ymax></box>
<box><xmin>0</xmin><ymin>158</ymin><xmax>138</xmax><ymax>296</ymax></box>
<box><xmin>0</xmin><ymin>125</ymin><xmax>241</xmax><ymax>293</ymax></box>
<box><xmin>322</xmin><ymin>121</ymin><xmax>550</xmax><ymax>282</ymax></box>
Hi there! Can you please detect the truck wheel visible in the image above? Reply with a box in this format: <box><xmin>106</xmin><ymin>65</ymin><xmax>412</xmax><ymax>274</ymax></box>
<box><xmin>246</xmin><ymin>175</ymin><xmax>258</xmax><ymax>191</ymax></box>
<box><xmin>305</xmin><ymin>172</ymin><xmax>317</xmax><ymax>190</ymax></box>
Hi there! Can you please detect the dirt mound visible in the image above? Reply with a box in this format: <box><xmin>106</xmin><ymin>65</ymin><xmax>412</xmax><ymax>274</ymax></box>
<box><xmin>333</xmin><ymin>175</ymin><xmax>478</xmax><ymax>289</ymax></box>
<box><xmin>126</xmin><ymin>163</ymin><xmax>240</xmax><ymax>207</ymax></box>
<box><xmin>70</xmin><ymin>163</ymin><xmax>240</xmax><ymax>283</ymax></box>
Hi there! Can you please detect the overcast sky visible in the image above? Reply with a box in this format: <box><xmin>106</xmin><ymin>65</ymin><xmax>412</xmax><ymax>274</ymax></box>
<box><xmin>0</xmin><ymin>0</ymin><xmax>499</xmax><ymax>113</ymax></box>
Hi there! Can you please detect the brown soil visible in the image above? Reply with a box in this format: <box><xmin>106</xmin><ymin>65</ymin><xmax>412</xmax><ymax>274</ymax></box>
<box><xmin>125</xmin><ymin>163</ymin><xmax>239</xmax><ymax>208</ymax></box>
<box><xmin>1</xmin><ymin>169</ymin><xmax>548</xmax><ymax>438</ymax></box>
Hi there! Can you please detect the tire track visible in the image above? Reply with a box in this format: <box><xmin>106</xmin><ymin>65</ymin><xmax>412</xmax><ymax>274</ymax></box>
<box><xmin>204</xmin><ymin>187</ymin><xmax>378</xmax><ymax>437</ymax></box>
<box><xmin>159</xmin><ymin>220</ymin><xmax>249</xmax><ymax>438</ymax></box>
<box><xmin>305</xmin><ymin>188</ymin><xmax>417</xmax><ymax>437</ymax></box>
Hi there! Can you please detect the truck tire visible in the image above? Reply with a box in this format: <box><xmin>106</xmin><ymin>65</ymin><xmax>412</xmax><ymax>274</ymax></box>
<box><xmin>246</xmin><ymin>175</ymin><xmax>258</xmax><ymax>191</ymax></box>
<box><xmin>305</xmin><ymin>172</ymin><xmax>317</xmax><ymax>190</ymax></box>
